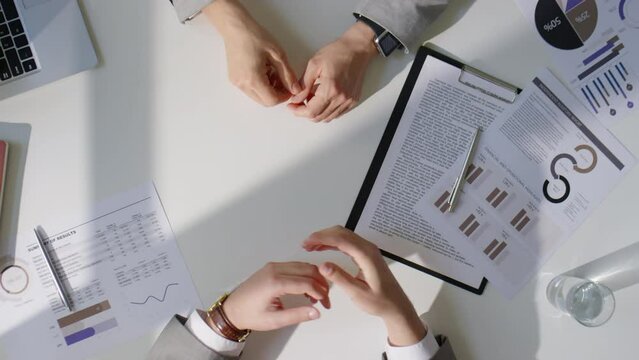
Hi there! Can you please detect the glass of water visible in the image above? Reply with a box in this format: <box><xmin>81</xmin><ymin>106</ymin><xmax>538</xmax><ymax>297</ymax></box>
<box><xmin>546</xmin><ymin>275</ymin><xmax>615</xmax><ymax>327</ymax></box>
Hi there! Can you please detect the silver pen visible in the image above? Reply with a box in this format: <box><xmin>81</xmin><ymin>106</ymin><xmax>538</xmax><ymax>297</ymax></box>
<box><xmin>34</xmin><ymin>226</ymin><xmax>73</xmax><ymax>312</ymax></box>
<box><xmin>447</xmin><ymin>128</ymin><xmax>481</xmax><ymax>212</ymax></box>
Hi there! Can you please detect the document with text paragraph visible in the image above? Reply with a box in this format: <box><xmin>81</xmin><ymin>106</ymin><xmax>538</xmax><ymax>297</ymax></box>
<box><xmin>416</xmin><ymin>69</ymin><xmax>636</xmax><ymax>297</ymax></box>
<box><xmin>348</xmin><ymin>48</ymin><xmax>518</xmax><ymax>294</ymax></box>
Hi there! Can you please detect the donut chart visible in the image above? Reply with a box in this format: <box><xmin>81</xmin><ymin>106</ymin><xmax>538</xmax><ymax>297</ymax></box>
<box><xmin>535</xmin><ymin>0</ymin><xmax>598</xmax><ymax>50</ymax></box>
<box><xmin>620</xmin><ymin>0</ymin><xmax>639</xmax><ymax>28</ymax></box>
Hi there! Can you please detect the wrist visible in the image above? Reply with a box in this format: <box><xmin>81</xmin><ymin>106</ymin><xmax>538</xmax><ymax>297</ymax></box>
<box><xmin>382</xmin><ymin>308</ymin><xmax>427</xmax><ymax>347</ymax></box>
<box><xmin>341</xmin><ymin>22</ymin><xmax>378</xmax><ymax>59</ymax></box>
<box><xmin>205</xmin><ymin>293</ymin><xmax>252</xmax><ymax>342</ymax></box>
<box><xmin>221</xmin><ymin>292</ymin><xmax>247</xmax><ymax>331</ymax></box>
<box><xmin>203</xmin><ymin>0</ymin><xmax>255</xmax><ymax>39</ymax></box>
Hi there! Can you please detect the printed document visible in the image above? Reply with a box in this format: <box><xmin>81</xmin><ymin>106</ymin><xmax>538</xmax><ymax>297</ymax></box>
<box><xmin>353</xmin><ymin>56</ymin><xmax>511</xmax><ymax>290</ymax></box>
<box><xmin>416</xmin><ymin>69</ymin><xmax>636</xmax><ymax>297</ymax></box>
<box><xmin>515</xmin><ymin>0</ymin><xmax>639</xmax><ymax>125</ymax></box>
<box><xmin>0</xmin><ymin>184</ymin><xmax>200</xmax><ymax>359</ymax></box>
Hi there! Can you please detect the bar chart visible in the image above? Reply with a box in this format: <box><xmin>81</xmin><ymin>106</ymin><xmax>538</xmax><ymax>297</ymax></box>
<box><xmin>465</xmin><ymin>163</ymin><xmax>491</xmax><ymax>187</ymax></box>
<box><xmin>483</xmin><ymin>239</ymin><xmax>508</xmax><ymax>261</ymax></box>
<box><xmin>57</xmin><ymin>300</ymin><xmax>118</xmax><ymax>346</ymax></box>
<box><xmin>485</xmin><ymin>187</ymin><xmax>510</xmax><ymax>209</ymax></box>
<box><xmin>571</xmin><ymin>28</ymin><xmax>637</xmax><ymax>119</ymax></box>
<box><xmin>434</xmin><ymin>190</ymin><xmax>451</xmax><ymax>213</ymax></box>
<box><xmin>459</xmin><ymin>214</ymin><xmax>481</xmax><ymax>237</ymax></box>
<box><xmin>511</xmin><ymin>209</ymin><xmax>532</xmax><ymax>232</ymax></box>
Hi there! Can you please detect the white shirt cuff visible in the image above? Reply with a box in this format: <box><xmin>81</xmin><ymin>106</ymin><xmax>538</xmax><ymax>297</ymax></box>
<box><xmin>184</xmin><ymin>309</ymin><xmax>245</xmax><ymax>357</ymax></box>
<box><xmin>385</xmin><ymin>325</ymin><xmax>440</xmax><ymax>360</ymax></box>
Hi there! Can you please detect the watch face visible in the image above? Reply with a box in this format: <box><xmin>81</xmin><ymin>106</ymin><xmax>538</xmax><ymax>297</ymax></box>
<box><xmin>377</xmin><ymin>34</ymin><xmax>400</xmax><ymax>57</ymax></box>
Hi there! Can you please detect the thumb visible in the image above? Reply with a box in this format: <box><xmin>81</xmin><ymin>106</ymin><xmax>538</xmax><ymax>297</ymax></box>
<box><xmin>268</xmin><ymin>305</ymin><xmax>320</xmax><ymax>329</ymax></box>
<box><xmin>320</xmin><ymin>262</ymin><xmax>366</xmax><ymax>298</ymax></box>
<box><xmin>290</xmin><ymin>60</ymin><xmax>320</xmax><ymax>103</ymax></box>
<box><xmin>269</xmin><ymin>52</ymin><xmax>301</xmax><ymax>95</ymax></box>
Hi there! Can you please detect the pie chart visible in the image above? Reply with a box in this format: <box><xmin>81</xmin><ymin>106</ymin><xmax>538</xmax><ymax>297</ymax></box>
<box><xmin>535</xmin><ymin>0</ymin><xmax>598</xmax><ymax>50</ymax></box>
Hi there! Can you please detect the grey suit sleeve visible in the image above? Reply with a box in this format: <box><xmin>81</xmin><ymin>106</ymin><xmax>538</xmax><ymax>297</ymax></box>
<box><xmin>381</xmin><ymin>336</ymin><xmax>457</xmax><ymax>360</ymax></box>
<box><xmin>354</xmin><ymin>0</ymin><xmax>449</xmax><ymax>50</ymax></box>
<box><xmin>147</xmin><ymin>315</ymin><xmax>239</xmax><ymax>360</ymax></box>
<box><xmin>431</xmin><ymin>336</ymin><xmax>457</xmax><ymax>360</ymax></box>
<box><xmin>171</xmin><ymin>0</ymin><xmax>214</xmax><ymax>23</ymax></box>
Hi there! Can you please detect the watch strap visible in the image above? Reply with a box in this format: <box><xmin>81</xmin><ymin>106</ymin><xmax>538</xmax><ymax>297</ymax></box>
<box><xmin>206</xmin><ymin>293</ymin><xmax>251</xmax><ymax>343</ymax></box>
<box><xmin>354</xmin><ymin>14</ymin><xmax>402</xmax><ymax>57</ymax></box>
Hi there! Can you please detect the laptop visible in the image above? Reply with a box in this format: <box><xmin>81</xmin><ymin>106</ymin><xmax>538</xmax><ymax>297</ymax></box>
<box><xmin>0</xmin><ymin>0</ymin><xmax>96</xmax><ymax>100</ymax></box>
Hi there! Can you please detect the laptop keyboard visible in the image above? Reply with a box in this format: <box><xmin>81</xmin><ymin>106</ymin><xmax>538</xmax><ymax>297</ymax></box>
<box><xmin>0</xmin><ymin>0</ymin><xmax>39</xmax><ymax>83</ymax></box>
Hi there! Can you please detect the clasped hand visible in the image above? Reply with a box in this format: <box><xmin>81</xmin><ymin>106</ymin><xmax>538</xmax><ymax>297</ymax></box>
<box><xmin>205</xmin><ymin>0</ymin><xmax>378</xmax><ymax>122</ymax></box>
<box><xmin>220</xmin><ymin>226</ymin><xmax>426</xmax><ymax>347</ymax></box>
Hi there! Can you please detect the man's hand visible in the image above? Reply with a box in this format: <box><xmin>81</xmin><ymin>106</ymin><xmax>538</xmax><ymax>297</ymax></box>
<box><xmin>220</xmin><ymin>262</ymin><xmax>330</xmax><ymax>332</ymax></box>
<box><xmin>204</xmin><ymin>0</ymin><xmax>300</xmax><ymax>106</ymax></box>
<box><xmin>303</xmin><ymin>226</ymin><xmax>426</xmax><ymax>346</ymax></box>
<box><xmin>288</xmin><ymin>22</ymin><xmax>378</xmax><ymax>122</ymax></box>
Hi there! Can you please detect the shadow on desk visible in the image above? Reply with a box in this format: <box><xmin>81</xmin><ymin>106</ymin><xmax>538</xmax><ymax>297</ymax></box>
<box><xmin>424</xmin><ymin>282</ymin><xmax>540</xmax><ymax>360</ymax></box>
<box><xmin>174</xmin><ymin>105</ymin><xmax>391</xmax><ymax>359</ymax></box>
<box><xmin>562</xmin><ymin>241</ymin><xmax>639</xmax><ymax>293</ymax></box>
<box><xmin>243</xmin><ymin>0</ymin><xmax>475</xmax><ymax>107</ymax></box>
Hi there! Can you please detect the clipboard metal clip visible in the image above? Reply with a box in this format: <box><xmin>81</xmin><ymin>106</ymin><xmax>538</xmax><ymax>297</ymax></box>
<box><xmin>458</xmin><ymin>65</ymin><xmax>519</xmax><ymax>104</ymax></box>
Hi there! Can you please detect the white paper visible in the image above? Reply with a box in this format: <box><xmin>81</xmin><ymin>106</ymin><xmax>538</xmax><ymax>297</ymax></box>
<box><xmin>0</xmin><ymin>183</ymin><xmax>201</xmax><ymax>359</ymax></box>
<box><xmin>415</xmin><ymin>69</ymin><xmax>636</xmax><ymax>297</ymax></box>
<box><xmin>353</xmin><ymin>56</ymin><xmax>513</xmax><ymax>290</ymax></box>
<box><xmin>515</xmin><ymin>0</ymin><xmax>639</xmax><ymax>125</ymax></box>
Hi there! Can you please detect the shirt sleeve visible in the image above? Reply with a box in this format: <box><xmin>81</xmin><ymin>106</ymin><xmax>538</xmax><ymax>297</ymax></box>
<box><xmin>354</xmin><ymin>0</ymin><xmax>449</xmax><ymax>51</ymax></box>
<box><xmin>385</xmin><ymin>326</ymin><xmax>440</xmax><ymax>360</ymax></box>
<box><xmin>184</xmin><ymin>309</ymin><xmax>245</xmax><ymax>357</ymax></box>
<box><xmin>171</xmin><ymin>0</ymin><xmax>214</xmax><ymax>23</ymax></box>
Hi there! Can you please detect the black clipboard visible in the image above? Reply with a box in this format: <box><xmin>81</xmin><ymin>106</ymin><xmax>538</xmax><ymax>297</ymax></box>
<box><xmin>345</xmin><ymin>45</ymin><xmax>520</xmax><ymax>295</ymax></box>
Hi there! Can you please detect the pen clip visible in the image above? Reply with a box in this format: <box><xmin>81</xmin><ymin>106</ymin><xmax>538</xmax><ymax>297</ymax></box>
<box><xmin>458</xmin><ymin>65</ymin><xmax>518</xmax><ymax>103</ymax></box>
<box><xmin>34</xmin><ymin>226</ymin><xmax>74</xmax><ymax>312</ymax></box>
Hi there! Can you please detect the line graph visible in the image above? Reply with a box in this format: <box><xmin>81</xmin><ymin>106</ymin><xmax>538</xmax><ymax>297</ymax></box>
<box><xmin>129</xmin><ymin>283</ymin><xmax>179</xmax><ymax>305</ymax></box>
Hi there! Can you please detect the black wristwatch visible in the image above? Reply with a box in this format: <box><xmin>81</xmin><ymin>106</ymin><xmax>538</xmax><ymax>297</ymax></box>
<box><xmin>355</xmin><ymin>14</ymin><xmax>403</xmax><ymax>57</ymax></box>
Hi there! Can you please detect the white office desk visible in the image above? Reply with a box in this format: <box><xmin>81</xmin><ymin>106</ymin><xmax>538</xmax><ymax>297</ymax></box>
<box><xmin>1</xmin><ymin>0</ymin><xmax>638</xmax><ymax>358</ymax></box>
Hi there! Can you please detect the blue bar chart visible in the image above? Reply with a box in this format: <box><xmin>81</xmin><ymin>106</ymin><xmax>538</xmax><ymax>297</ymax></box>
<box><xmin>56</xmin><ymin>300</ymin><xmax>119</xmax><ymax>346</ymax></box>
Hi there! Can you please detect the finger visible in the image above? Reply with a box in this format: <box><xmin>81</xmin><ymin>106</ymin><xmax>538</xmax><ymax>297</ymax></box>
<box><xmin>346</xmin><ymin>100</ymin><xmax>358</xmax><ymax>113</ymax></box>
<box><xmin>314</xmin><ymin>99</ymin><xmax>343</xmax><ymax>122</ymax></box>
<box><xmin>267</xmin><ymin>305</ymin><xmax>320</xmax><ymax>328</ymax></box>
<box><xmin>239</xmin><ymin>86</ymin><xmax>267</xmax><ymax>106</ymax></box>
<box><xmin>303</xmin><ymin>244</ymin><xmax>338</xmax><ymax>252</ymax></box>
<box><xmin>276</xmin><ymin>275</ymin><xmax>329</xmax><ymax>301</ymax></box>
<box><xmin>292</xmin><ymin>93</ymin><xmax>331</xmax><ymax>120</ymax></box>
<box><xmin>319</xmin><ymin>262</ymin><xmax>368</xmax><ymax>299</ymax></box>
<box><xmin>274</xmin><ymin>262</ymin><xmax>330</xmax><ymax>291</ymax></box>
<box><xmin>324</xmin><ymin>100</ymin><xmax>354</xmax><ymax>123</ymax></box>
<box><xmin>290</xmin><ymin>60</ymin><xmax>320</xmax><ymax>103</ymax></box>
<box><xmin>253</xmin><ymin>74</ymin><xmax>288</xmax><ymax>107</ymax></box>
<box><xmin>287</xmin><ymin>84</ymin><xmax>319</xmax><ymax>112</ymax></box>
<box><xmin>319</xmin><ymin>293</ymin><xmax>331</xmax><ymax>309</ymax></box>
<box><xmin>304</xmin><ymin>226</ymin><xmax>381</xmax><ymax>274</ymax></box>
<box><xmin>269</xmin><ymin>52</ymin><xmax>301</xmax><ymax>95</ymax></box>
<box><xmin>303</xmin><ymin>226</ymin><xmax>365</xmax><ymax>252</ymax></box>
<box><xmin>302</xmin><ymin>294</ymin><xmax>329</xmax><ymax>309</ymax></box>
